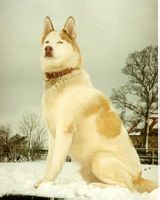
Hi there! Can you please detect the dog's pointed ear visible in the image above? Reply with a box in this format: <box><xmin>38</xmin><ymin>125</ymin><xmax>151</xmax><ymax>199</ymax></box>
<box><xmin>63</xmin><ymin>16</ymin><xmax>76</xmax><ymax>39</ymax></box>
<box><xmin>42</xmin><ymin>16</ymin><xmax>54</xmax><ymax>43</ymax></box>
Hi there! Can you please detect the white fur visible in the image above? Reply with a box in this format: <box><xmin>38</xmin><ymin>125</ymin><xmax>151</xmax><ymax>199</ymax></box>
<box><xmin>41</xmin><ymin>31</ymin><xmax>81</xmax><ymax>72</ymax></box>
<box><xmin>34</xmin><ymin>17</ymin><xmax>157</xmax><ymax>193</ymax></box>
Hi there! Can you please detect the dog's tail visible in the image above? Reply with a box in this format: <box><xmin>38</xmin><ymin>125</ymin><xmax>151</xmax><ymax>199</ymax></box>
<box><xmin>134</xmin><ymin>177</ymin><xmax>157</xmax><ymax>193</ymax></box>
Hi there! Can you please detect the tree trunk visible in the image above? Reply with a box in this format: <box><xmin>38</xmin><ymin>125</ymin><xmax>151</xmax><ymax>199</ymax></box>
<box><xmin>145</xmin><ymin>118</ymin><xmax>150</xmax><ymax>149</ymax></box>
<box><xmin>142</xmin><ymin>110</ymin><xmax>149</xmax><ymax>148</ymax></box>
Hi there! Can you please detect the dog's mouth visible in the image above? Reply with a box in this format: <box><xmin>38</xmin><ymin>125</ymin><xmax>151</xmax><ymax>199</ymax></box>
<box><xmin>45</xmin><ymin>52</ymin><xmax>53</xmax><ymax>58</ymax></box>
<box><xmin>44</xmin><ymin>54</ymin><xmax>60</xmax><ymax>59</ymax></box>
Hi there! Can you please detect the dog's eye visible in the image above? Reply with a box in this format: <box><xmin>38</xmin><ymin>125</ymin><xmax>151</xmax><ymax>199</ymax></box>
<box><xmin>57</xmin><ymin>41</ymin><xmax>63</xmax><ymax>44</ymax></box>
<box><xmin>45</xmin><ymin>41</ymin><xmax>49</xmax><ymax>44</ymax></box>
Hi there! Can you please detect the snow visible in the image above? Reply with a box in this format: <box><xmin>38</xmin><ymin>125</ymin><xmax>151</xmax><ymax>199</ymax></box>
<box><xmin>0</xmin><ymin>161</ymin><xmax>159</xmax><ymax>200</ymax></box>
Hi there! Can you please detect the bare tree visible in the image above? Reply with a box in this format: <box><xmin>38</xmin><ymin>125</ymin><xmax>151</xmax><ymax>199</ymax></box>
<box><xmin>0</xmin><ymin>123</ymin><xmax>12</xmax><ymax>161</ymax></box>
<box><xmin>0</xmin><ymin>124</ymin><xmax>28</xmax><ymax>161</ymax></box>
<box><xmin>9</xmin><ymin>134</ymin><xmax>28</xmax><ymax>161</ymax></box>
<box><xmin>18</xmin><ymin>112</ymin><xmax>47</xmax><ymax>160</ymax></box>
<box><xmin>110</xmin><ymin>46</ymin><xmax>158</xmax><ymax>148</ymax></box>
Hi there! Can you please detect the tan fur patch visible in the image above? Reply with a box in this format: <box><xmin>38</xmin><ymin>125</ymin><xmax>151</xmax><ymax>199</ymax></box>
<box><xmin>133</xmin><ymin>177</ymin><xmax>157</xmax><ymax>192</ymax></box>
<box><xmin>83</xmin><ymin>95</ymin><xmax>110</xmax><ymax>117</ymax></box>
<box><xmin>96</xmin><ymin>110</ymin><xmax>122</xmax><ymax>138</ymax></box>
<box><xmin>83</xmin><ymin>95</ymin><xmax>121</xmax><ymax>138</ymax></box>
<box><xmin>132</xmin><ymin>171</ymin><xmax>142</xmax><ymax>182</ymax></box>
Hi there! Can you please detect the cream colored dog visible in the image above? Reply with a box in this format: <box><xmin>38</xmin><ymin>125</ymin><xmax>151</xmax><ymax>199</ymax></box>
<box><xmin>34</xmin><ymin>16</ymin><xmax>157</xmax><ymax>192</ymax></box>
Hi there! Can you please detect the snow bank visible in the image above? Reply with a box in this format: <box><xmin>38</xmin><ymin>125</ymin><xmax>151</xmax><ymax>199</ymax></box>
<box><xmin>0</xmin><ymin>161</ymin><xmax>159</xmax><ymax>200</ymax></box>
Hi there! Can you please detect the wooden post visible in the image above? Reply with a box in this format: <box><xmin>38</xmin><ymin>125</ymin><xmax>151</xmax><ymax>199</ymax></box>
<box><xmin>152</xmin><ymin>149</ymin><xmax>154</xmax><ymax>164</ymax></box>
<box><xmin>145</xmin><ymin>117</ymin><xmax>150</xmax><ymax>152</ymax></box>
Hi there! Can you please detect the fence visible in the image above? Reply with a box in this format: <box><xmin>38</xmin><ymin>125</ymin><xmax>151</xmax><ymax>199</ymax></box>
<box><xmin>136</xmin><ymin>148</ymin><xmax>158</xmax><ymax>164</ymax></box>
<box><xmin>35</xmin><ymin>148</ymin><xmax>158</xmax><ymax>165</ymax></box>
<box><xmin>0</xmin><ymin>148</ymin><xmax>158</xmax><ymax>165</ymax></box>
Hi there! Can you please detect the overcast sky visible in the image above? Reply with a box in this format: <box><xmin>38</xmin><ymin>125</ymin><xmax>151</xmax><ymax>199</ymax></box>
<box><xmin>0</xmin><ymin>0</ymin><xmax>157</xmax><ymax>130</ymax></box>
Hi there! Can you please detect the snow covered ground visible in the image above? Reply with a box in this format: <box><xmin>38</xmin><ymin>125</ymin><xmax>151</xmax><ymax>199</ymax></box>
<box><xmin>0</xmin><ymin>161</ymin><xmax>159</xmax><ymax>200</ymax></box>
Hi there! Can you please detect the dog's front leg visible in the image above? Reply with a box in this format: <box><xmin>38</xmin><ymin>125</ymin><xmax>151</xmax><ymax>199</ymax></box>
<box><xmin>45</xmin><ymin>129</ymin><xmax>73</xmax><ymax>181</ymax></box>
<box><xmin>34</xmin><ymin>132</ymin><xmax>54</xmax><ymax>188</ymax></box>
<box><xmin>44</xmin><ymin>132</ymin><xmax>54</xmax><ymax>175</ymax></box>
<box><xmin>34</xmin><ymin>125</ymin><xmax>74</xmax><ymax>188</ymax></box>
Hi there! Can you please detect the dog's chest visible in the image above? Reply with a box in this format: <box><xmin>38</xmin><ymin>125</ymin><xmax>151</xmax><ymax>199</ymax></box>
<box><xmin>42</xmin><ymin>89</ymin><xmax>59</xmax><ymax>126</ymax></box>
<box><xmin>42</xmin><ymin>86</ymin><xmax>77</xmax><ymax>126</ymax></box>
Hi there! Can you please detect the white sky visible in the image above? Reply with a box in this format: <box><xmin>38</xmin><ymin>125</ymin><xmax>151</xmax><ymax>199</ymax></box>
<box><xmin>0</xmin><ymin>0</ymin><xmax>157</xmax><ymax>130</ymax></box>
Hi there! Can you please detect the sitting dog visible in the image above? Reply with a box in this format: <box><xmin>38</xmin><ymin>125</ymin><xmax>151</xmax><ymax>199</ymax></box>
<box><xmin>34</xmin><ymin>16</ymin><xmax>157</xmax><ymax>192</ymax></box>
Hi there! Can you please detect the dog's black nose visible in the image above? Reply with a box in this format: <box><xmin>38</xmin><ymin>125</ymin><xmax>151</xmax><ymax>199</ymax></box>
<box><xmin>45</xmin><ymin>46</ymin><xmax>53</xmax><ymax>57</ymax></box>
<box><xmin>45</xmin><ymin>46</ymin><xmax>53</xmax><ymax>52</ymax></box>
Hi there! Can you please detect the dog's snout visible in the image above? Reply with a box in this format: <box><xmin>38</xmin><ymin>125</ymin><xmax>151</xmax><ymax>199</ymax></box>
<box><xmin>45</xmin><ymin>46</ymin><xmax>53</xmax><ymax>52</ymax></box>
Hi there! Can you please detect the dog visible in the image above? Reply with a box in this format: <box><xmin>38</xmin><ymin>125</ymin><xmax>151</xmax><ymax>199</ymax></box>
<box><xmin>34</xmin><ymin>16</ymin><xmax>157</xmax><ymax>192</ymax></box>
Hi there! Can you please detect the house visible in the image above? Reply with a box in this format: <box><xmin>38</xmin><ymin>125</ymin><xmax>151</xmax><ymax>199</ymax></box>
<box><xmin>128</xmin><ymin>115</ymin><xmax>158</xmax><ymax>148</ymax></box>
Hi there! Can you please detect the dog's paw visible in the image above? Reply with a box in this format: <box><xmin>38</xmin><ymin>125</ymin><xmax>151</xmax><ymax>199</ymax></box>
<box><xmin>34</xmin><ymin>178</ymin><xmax>45</xmax><ymax>189</ymax></box>
<box><xmin>34</xmin><ymin>176</ymin><xmax>55</xmax><ymax>189</ymax></box>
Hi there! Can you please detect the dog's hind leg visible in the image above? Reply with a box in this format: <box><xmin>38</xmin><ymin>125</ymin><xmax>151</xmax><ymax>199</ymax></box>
<box><xmin>90</xmin><ymin>152</ymin><xmax>135</xmax><ymax>191</ymax></box>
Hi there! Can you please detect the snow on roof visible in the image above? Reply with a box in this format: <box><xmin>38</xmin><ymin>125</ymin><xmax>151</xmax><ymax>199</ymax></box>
<box><xmin>0</xmin><ymin>161</ymin><xmax>158</xmax><ymax>199</ymax></box>
<box><xmin>128</xmin><ymin>114</ymin><xmax>158</xmax><ymax>134</ymax></box>
<box><xmin>129</xmin><ymin>132</ymin><xmax>141</xmax><ymax>136</ymax></box>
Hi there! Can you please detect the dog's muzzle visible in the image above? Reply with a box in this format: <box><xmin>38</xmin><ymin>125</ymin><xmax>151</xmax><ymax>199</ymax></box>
<box><xmin>45</xmin><ymin>46</ymin><xmax>53</xmax><ymax>57</ymax></box>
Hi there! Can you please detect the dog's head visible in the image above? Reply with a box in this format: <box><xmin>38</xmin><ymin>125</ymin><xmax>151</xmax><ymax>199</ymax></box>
<box><xmin>41</xmin><ymin>17</ymin><xmax>82</xmax><ymax>72</ymax></box>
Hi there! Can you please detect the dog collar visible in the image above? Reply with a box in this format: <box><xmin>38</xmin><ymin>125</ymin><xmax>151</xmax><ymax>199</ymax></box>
<box><xmin>44</xmin><ymin>67</ymin><xmax>80</xmax><ymax>82</ymax></box>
